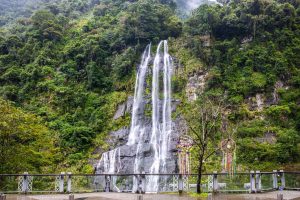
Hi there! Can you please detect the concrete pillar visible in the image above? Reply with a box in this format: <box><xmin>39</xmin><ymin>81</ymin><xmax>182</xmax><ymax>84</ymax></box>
<box><xmin>67</xmin><ymin>172</ymin><xmax>72</xmax><ymax>193</ymax></box>
<box><xmin>133</xmin><ymin>175</ymin><xmax>138</xmax><ymax>193</ymax></box>
<box><xmin>0</xmin><ymin>194</ymin><xmax>7</xmax><ymax>200</ymax></box>
<box><xmin>250</xmin><ymin>171</ymin><xmax>256</xmax><ymax>193</ymax></box>
<box><xmin>137</xmin><ymin>194</ymin><xmax>143</xmax><ymax>200</ymax></box>
<box><xmin>273</xmin><ymin>170</ymin><xmax>278</xmax><ymax>190</ymax></box>
<box><xmin>277</xmin><ymin>193</ymin><xmax>283</xmax><ymax>200</ymax></box>
<box><xmin>178</xmin><ymin>174</ymin><xmax>183</xmax><ymax>194</ymax></box>
<box><xmin>279</xmin><ymin>170</ymin><xmax>285</xmax><ymax>189</ymax></box>
<box><xmin>22</xmin><ymin>172</ymin><xmax>29</xmax><ymax>193</ymax></box>
<box><xmin>140</xmin><ymin>172</ymin><xmax>146</xmax><ymax>194</ymax></box>
<box><xmin>59</xmin><ymin>172</ymin><xmax>65</xmax><ymax>193</ymax></box>
<box><xmin>137</xmin><ymin>175</ymin><xmax>142</xmax><ymax>194</ymax></box>
<box><xmin>213</xmin><ymin>171</ymin><xmax>218</xmax><ymax>193</ymax></box>
<box><xmin>207</xmin><ymin>193</ymin><xmax>213</xmax><ymax>200</ymax></box>
<box><xmin>69</xmin><ymin>194</ymin><xmax>74</xmax><ymax>200</ymax></box>
<box><xmin>105</xmin><ymin>175</ymin><xmax>111</xmax><ymax>192</ymax></box>
<box><xmin>255</xmin><ymin>171</ymin><xmax>262</xmax><ymax>193</ymax></box>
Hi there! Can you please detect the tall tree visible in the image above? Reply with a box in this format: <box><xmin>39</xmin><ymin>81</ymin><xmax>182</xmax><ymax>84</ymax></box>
<box><xmin>184</xmin><ymin>95</ymin><xmax>224</xmax><ymax>193</ymax></box>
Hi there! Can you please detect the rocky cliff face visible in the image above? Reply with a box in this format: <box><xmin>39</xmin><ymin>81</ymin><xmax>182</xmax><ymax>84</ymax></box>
<box><xmin>246</xmin><ymin>81</ymin><xmax>288</xmax><ymax>112</ymax></box>
<box><xmin>96</xmin><ymin>42</ymin><xmax>186</xmax><ymax>178</ymax></box>
<box><xmin>186</xmin><ymin>71</ymin><xmax>208</xmax><ymax>101</ymax></box>
<box><xmin>96</xmin><ymin>96</ymin><xmax>185</xmax><ymax>174</ymax></box>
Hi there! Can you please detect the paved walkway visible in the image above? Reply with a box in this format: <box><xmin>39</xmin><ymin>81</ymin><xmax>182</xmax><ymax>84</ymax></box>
<box><xmin>5</xmin><ymin>191</ymin><xmax>300</xmax><ymax>200</ymax></box>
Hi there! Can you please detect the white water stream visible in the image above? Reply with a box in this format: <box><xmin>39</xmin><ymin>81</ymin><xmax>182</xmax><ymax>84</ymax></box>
<box><xmin>148</xmin><ymin>41</ymin><xmax>173</xmax><ymax>192</ymax></box>
<box><xmin>98</xmin><ymin>41</ymin><xmax>173</xmax><ymax>193</ymax></box>
<box><xmin>127</xmin><ymin>44</ymin><xmax>152</xmax><ymax>145</ymax></box>
<box><xmin>97</xmin><ymin>148</ymin><xmax>121</xmax><ymax>192</ymax></box>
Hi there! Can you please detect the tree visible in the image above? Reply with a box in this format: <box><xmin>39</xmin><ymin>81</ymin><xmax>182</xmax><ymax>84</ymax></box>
<box><xmin>0</xmin><ymin>98</ymin><xmax>56</xmax><ymax>173</ymax></box>
<box><xmin>123</xmin><ymin>0</ymin><xmax>182</xmax><ymax>43</ymax></box>
<box><xmin>184</xmin><ymin>95</ymin><xmax>224</xmax><ymax>193</ymax></box>
<box><xmin>31</xmin><ymin>10</ymin><xmax>63</xmax><ymax>41</ymax></box>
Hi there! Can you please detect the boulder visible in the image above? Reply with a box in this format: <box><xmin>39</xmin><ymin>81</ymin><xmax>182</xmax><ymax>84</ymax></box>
<box><xmin>113</xmin><ymin>103</ymin><xmax>126</xmax><ymax>120</ymax></box>
<box><xmin>113</xmin><ymin>96</ymin><xmax>134</xmax><ymax>120</ymax></box>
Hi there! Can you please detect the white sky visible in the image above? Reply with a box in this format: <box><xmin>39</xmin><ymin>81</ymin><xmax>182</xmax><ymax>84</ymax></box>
<box><xmin>185</xmin><ymin>0</ymin><xmax>219</xmax><ymax>10</ymax></box>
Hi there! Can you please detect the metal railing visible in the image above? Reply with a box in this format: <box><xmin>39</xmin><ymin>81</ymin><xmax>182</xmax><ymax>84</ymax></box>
<box><xmin>0</xmin><ymin>170</ymin><xmax>299</xmax><ymax>194</ymax></box>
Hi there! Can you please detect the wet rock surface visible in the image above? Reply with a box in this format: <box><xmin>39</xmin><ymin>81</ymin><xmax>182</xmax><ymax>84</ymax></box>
<box><xmin>107</xmin><ymin>128</ymin><xmax>129</xmax><ymax>147</ymax></box>
<box><xmin>113</xmin><ymin>96</ymin><xmax>134</xmax><ymax>120</ymax></box>
<box><xmin>96</xmin><ymin>98</ymin><xmax>185</xmax><ymax>175</ymax></box>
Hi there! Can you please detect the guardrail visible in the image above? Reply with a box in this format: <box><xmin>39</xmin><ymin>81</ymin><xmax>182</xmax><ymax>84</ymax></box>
<box><xmin>0</xmin><ymin>171</ymin><xmax>299</xmax><ymax>194</ymax></box>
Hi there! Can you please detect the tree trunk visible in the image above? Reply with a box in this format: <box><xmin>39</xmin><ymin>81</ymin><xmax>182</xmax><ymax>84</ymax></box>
<box><xmin>196</xmin><ymin>155</ymin><xmax>204</xmax><ymax>193</ymax></box>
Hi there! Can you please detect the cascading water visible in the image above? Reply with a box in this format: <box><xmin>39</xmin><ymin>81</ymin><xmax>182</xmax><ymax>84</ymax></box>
<box><xmin>160</xmin><ymin>41</ymin><xmax>173</xmax><ymax>190</ymax></box>
<box><xmin>97</xmin><ymin>148</ymin><xmax>121</xmax><ymax>192</ymax></box>
<box><xmin>97</xmin><ymin>41</ymin><xmax>174</xmax><ymax>193</ymax></box>
<box><xmin>127</xmin><ymin>44</ymin><xmax>152</xmax><ymax>146</ymax></box>
<box><xmin>148</xmin><ymin>41</ymin><xmax>173</xmax><ymax>192</ymax></box>
<box><xmin>148</xmin><ymin>41</ymin><xmax>164</xmax><ymax>192</ymax></box>
<box><xmin>161</xmin><ymin>40</ymin><xmax>172</xmax><ymax>173</ymax></box>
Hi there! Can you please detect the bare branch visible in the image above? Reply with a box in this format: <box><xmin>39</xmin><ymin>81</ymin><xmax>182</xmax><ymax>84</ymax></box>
<box><xmin>204</xmin><ymin>139</ymin><xmax>230</xmax><ymax>161</ymax></box>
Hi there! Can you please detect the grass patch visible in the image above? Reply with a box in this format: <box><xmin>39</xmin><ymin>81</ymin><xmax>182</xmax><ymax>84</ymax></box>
<box><xmin>189</xmin><ymin>192</ymin><xmax>209</xmax><ymax>198</ymax></box>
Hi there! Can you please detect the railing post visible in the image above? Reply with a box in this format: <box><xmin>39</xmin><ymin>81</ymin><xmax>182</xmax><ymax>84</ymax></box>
<box><xmin>213</xmin><ymin>171</ymin><xmax>218</xmax><ymax>193</ymax></box>
<box><xmin>250</xmin><ymin>170</ymin><xmax>256</xmax><ymax>193</ymax></box>
<box><xmin>105</xmin><ymin>175</ymin><xmax>111</xmax><ymax>192</ymax></box>
<box><xmin>0</xmin><ymin>194</ymin><xmax>6</xmax><ymax>200</ymax></box>
<box><xmin>59</xmin><ymin>172</ymin><xmax>65</xmax><ymax>193</ymax></box>
<box><xmin>255</xmin><ymin>171</ymin><xmax>261</xmax><ymax>193</ymax></box>
<box><xmin>137</xmin><ymin>175</ymin><xmax>141</xmax><ymax>194</ymax></box>
<box><xmin>141</xmin><ymin>172</ymin><xmax>146</xmax><ymax>194</ymax></box>
<box><xmin>279</xmin><ymin>170</ymin><xmax>285</xmax><ymax>190</ymax></box>
<box><xmin>277</xmin><ymin>193</ymin><xmax>283</xmax><ymax>200</ymax></box>
<box><xmin>207</xmin><ymin>193</ymin><xmax>213</xmax><ymax>200</ymax></box>
<box><xmin>178</xmin><ymin>174</ymin><xmax>183</xmax><ymax>194</ymax></box>
<box><xmin>273</xmin><ymin>170</ymin><xmax>278</xmax><ymax>190</ymax></box>
<box><xmin>133</xmin><ymin>175</ymin><xmax>138</xmax><ymax>193</ymax></box>
<box><xmin>137</xmin><ymin>194</ymin><xmax>143</xmax><ymax>200</ymax></box>
<box><xmin>22</xmin><ymin>172</ymin><xmax>29</xmax><ymax>193</ymax></box>
<box><xmin>67</xmin><ymin>172</ymin><xmax>72</xmax><ymax>193</ymax></box>
<box><xmin>69</xmin><ymin>194</ymin><xmax>74</xmax><ymax>200</ymax></box>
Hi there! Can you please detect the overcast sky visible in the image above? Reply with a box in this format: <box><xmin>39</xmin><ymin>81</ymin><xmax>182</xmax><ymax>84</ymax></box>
<box><xmin>180</xmin><ymin>0</ymin><xmax>219</xmax><ymax>11</ymax></box>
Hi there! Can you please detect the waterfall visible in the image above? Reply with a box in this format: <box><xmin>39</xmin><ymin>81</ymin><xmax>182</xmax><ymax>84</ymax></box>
<box><xmin>148</xmin><ymin>41</ymin><xmax>173</xmax><ymax>192</ymax></box>
<box><xmin>127</xmin><ymin>44</ymin><xmax>151</xmax><ymax>145</ymax></box>
<box><xmin>97</xmin><ymin>41</ymin><xmax>173</xmax><ymax>193</ymax></box>
<box><xmin>148</xmin><ymin>41</ymin><xmax>164</xmax><ymax>192</ymax></box>
<box><xmin>128</xmin><ymin>44</ymin><xmax>151</xmax><ymax>192</ymax></box>
<box><xmin>161</xmin><ymin>40</ymin><xmax>172</xmax><ymax>173</ymax></box>
<box><xmin>97</xmin><ymin>148</ymin><xmax>121</xmax><ymax>192</ymax></box>
<box><xmin>132</xmin><ymin>127</ymin><xmax>146</xmax><ymax>192</ymax></box>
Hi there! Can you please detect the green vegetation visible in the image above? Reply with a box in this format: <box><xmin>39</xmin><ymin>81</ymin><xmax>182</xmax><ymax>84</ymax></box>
<box><xmin>0</xmin><ymin>0</ymin><xmax>300</xmax><ymax>174</ymax></box>
<box><xmin>177</xmin><ymin>0</ymin><xmax>300</xmax><ymax>171</ymax></box>
<box><xmin>0</xmin><ymin>0</ymin><xmax>181</xmax><ymax>173</ymax></box>
<box><xmin>0</xmin><ymin>98</ymin><xmax>57</xmax><ymax>173</ymax></box>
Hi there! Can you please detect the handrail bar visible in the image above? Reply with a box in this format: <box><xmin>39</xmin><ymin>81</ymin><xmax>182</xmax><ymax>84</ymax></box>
<box><xmin>1</xmin><ymin>171</ymin><xmax>299</xmax><ymax>176</ymax></box>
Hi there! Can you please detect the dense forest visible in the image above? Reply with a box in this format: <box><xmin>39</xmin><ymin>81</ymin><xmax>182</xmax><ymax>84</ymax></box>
<box><xmin>0</xmin><ymin>0</ymin><xmax>299</xmax><ymax>174</ymax></box>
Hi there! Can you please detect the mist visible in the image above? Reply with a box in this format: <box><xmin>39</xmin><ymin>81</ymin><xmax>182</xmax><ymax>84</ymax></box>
<box><xmin>176</xmin><ymin>0</ymin><xmax>219</xmax><ymax>11</ymax></box>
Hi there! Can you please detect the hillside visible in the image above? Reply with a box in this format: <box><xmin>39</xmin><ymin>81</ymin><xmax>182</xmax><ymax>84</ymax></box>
<box><xmin>0</xmin><ymin>0</ymin><xmax>299</xmax><ymax>174</ymax></box>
